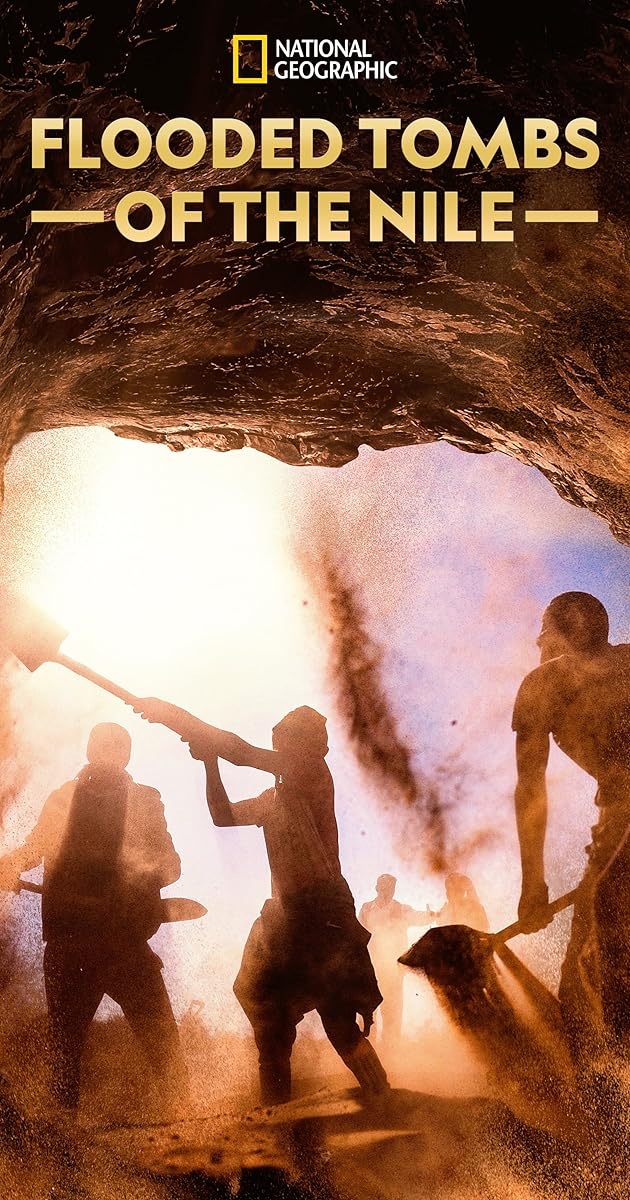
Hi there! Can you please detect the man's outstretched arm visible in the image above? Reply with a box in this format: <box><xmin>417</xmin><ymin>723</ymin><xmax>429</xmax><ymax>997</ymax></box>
<box><xmin>514</xmin><ymin>727</ymin><xmax>551</xmax><ymax>929</ymax></box>
<box><xmin>402</xmin><ymin>904</ymin><xmax>436</xmax><ymax>926</ymax></box>
<box><xmin>134</xmin><ymin>698</ymin><xmax>279</xmax><ymax>774</ymax></box>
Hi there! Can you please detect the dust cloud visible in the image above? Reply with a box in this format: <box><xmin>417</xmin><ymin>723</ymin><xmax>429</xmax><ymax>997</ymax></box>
<box><xmin>0</xmin><ymin>658</ymin><xmax>27</xmax><ymax>824</ymax></box>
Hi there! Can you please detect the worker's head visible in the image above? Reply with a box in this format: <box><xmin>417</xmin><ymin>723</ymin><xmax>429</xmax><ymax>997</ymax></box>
<box><xmin>538</xmin><ymin>592</ymin><xmax>609</xmax><ymax>662</ymax></box>
<box><xmin>376</xmin><ymin>874</ymin><xmax>397</xmax><ymax>900</ymax></box>
<box><xmin>272</xmin><ymin>706</ymin><xmax>329</xmax><ymax>761</ymax></box>
<box><xmin>86</xmin><ymin>723</ymin><xmax>132</xmax><ymax>771</ymax></box>
<box><xmin>445</xmin><ymin>873</ymin><xmax>473</xmax><ymax>902</ymax></box>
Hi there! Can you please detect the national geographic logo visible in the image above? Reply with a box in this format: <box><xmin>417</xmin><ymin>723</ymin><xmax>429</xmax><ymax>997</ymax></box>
<box><xmin>232</xmin><ymin>36</ymin><xmax>398</xmax><ymax>84</ymax></box>
<box><xmin>232</xmin><ymin>36</ymin><xmax>268</xmax><ymax>85</ymax></box>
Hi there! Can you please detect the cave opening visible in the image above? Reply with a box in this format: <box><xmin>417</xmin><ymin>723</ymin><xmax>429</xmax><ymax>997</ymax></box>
<box><xmin>0</xmin><ymin>427</ymin><xmax>627</xmax><ymax>1072</ymax></box>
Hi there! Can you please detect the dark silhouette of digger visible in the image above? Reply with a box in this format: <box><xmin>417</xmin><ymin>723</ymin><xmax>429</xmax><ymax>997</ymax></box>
<box><xmin>0</xmin><ymin>723</ymin><xmax>190</xmax><ymax>1113</ymax></box>
<box><xmin>512</xmin><ymin>591</ymin><xmax>630</xmax><ymax>1062</ymax></box>
<box><xmin>400</xmin><ymin>592</ymin><xmax>629</xmax><ymax>1135</ymax></box>
<box><xmin>135</xmin><ymin>698</ymin><xmax>390</xmax><ymax>1106</ymax></box>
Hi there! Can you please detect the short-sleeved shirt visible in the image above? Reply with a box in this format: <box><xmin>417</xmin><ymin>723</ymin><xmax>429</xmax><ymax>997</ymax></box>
<box><xmin>22</xmin><ymin>777</ymin><xmax>180</xmax><ymax>885</ymax></box>
<box><xmin>359</xmin><ymin>897</ymin><xmax>424</xmax><ymax>961</ymax></box>
<box><xmin>229</xmin><ymin>761</ymin><xmax>341</xmax><ymax>899</ymax></box>
<box><xmin>16</xmin><ymin>772</ymin><xmax>181</xmax><ymax>940</ymax></box>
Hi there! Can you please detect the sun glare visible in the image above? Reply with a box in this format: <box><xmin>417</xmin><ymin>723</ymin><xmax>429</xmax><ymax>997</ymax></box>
<box><xmin>17</xmin><ymin>432</ymin><xmax>312</xmax><ymax>718</ymax></box>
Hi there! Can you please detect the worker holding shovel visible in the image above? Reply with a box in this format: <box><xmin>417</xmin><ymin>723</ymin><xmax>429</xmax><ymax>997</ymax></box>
<box><xmin>0</xmin><ymin>722</ymin><xmax>189</xmax><ymax>1115</ymax></box>
<box><xmin>512</xmin><ymin>591</ymin><xmax>630</xmax><ymax>1065</ymax></box>
<box><xmin>134</xmin><ymin>698</ymin><xmax>389</xmax><ymax>1106</ymax></box>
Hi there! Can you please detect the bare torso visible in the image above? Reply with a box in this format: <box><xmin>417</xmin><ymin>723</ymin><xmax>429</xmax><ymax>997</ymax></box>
<box><xmin>513</xmin><ymin>643</ymin><xmax>630</xmax><ymax>792</ymax></box>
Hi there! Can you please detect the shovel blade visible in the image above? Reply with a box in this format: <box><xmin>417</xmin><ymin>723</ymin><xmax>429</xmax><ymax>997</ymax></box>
<box><xmin>400</xmin><ymin>922</ymin><xmax>583</xmax><ymax>1141</ymax></box>
<box><xmin>0</xmin><ymin>587</ymin><xmax>68</xmax><ymax>672</ymax></box>
<box><xmin>400</xmin><ymin>924</ymin><xmax>493</xmax><ymax>974</ymax></box>
<box><xmin>160</xmin><ymin>897</ymin><xmax>208</xmax><ymax>923</ymax></box>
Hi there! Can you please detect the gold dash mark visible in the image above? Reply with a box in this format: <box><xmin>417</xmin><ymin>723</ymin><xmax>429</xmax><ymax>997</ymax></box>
<box><xmin>524</xmin><ymin>210</ymin><xmax>599</xmax><ymax>224</ymax></box>
<box><xmin>31</xmin><ymin>210</ymin><xmax>105</xmax><ymax>224</ymax></box>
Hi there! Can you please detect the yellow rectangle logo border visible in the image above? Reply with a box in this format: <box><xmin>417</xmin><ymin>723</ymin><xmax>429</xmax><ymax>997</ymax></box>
<box><xmin>233</xmin><ymin>35</ymin><xmax>268</xmax><ymax>84</ymax></box>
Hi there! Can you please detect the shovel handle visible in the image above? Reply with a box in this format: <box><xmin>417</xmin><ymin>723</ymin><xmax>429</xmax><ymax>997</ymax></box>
<box><xmin>493</xmin><ymin>888</ymin><xmax>579</xmax><ymax>944</ymax></box>
<box><xmin>56</xmin><ymin>653</ymin><xmax>140</xmax><ymax>707</ymax></box>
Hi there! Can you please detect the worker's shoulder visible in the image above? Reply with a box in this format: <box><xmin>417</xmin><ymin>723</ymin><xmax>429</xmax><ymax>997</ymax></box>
<box><xmin>43</xmin><ymin>779</ymin><xmax>75</xmax><ymax>811</ymax></box>
<box><xmin>248</xmin><ymin>786</ymin><xmax>274</xmax><ymax>807</ymax></box>
<box><xmin>593</xmin><ymin>644</ymin><xmax>630</xmax><ymax>695</ymax></box>
<box><xmin>128</xmin><ymin>780</ymin><xmax>163</xmax><ymax>806</ymax></box>
<box><xmin>515</xmin><ymin>659</ymin><xmax>557</xmax><ymax>697</ymax></box>
<box><xmin>609</xmin><ymin>643</ymin><xmax>630</xmax><ymax>670</ymax></box>
<box><xmin>32</xmin><ymin>780</ymin><xmax>74</xmax><ymax>834</ymax></box>
<box><xmin>512</xmin><ymin>659</ymin><xmax>566</xmax><ymax>728</ymax></box>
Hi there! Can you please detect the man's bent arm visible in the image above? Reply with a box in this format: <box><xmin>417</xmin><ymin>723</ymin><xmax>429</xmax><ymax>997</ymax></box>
<box><xmin>0</xmin><ymin>838</ymin><xmax>42</xmax><ymax>886</ymax></box>
<box><xmin>403</xmin><ymin>905</ymin><xmax>436</xmax><ymax>926</ymax></box>
<box><xmin>0</xmin><ymin>790</ymin><xmax>62</xmax><ymax>886</ymax></box>
<box><xmin>204</xmin><ymin>759</ymin><xmax>270</xmax><ymax>829</ymax></box>
<box><xmin>204</xmin><ymin>758</ymin><xmax>237</xmax><ymax>827</ymax></box>
<box><xmin>515</xmin><ymin>728</ymin><xmax>550</xmax><ymax>918</ymax></box>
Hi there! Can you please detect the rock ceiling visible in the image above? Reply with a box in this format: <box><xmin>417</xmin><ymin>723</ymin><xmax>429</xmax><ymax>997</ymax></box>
<box><xmin>1</xmin><ymin>2</ymin><xmax>628</xmax><ymax>535</ymax></box>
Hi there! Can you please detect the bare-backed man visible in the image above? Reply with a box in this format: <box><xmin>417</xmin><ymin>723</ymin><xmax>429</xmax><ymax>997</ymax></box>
<box><xmin>512</xmin><ymin>592</ymin><xmax>630</xmax><ymax>1062</ymax></box>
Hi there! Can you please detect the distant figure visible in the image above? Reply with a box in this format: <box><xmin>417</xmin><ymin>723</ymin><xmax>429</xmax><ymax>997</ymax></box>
<box><xmin>136</xmin><ymin>698</ymin><xmax>389</xmax><ymax>1105</ymax></box>
<box><xmin>434</xmin><ymin>873</ymin><xmax>490</xmax><ymax>932</ymax></box>
<box><xmin>0</xmin><ymin>723</ymin><xmax>187</xmax><ymax>1113</ymax></box>
<box><xmin>512</xmin><ymin>592</ymin><xmax>630</xmax><ymax>1062</ymax></box>
<box><xmin>360</xmin><ymin>875</ymin><xmax>432</xmax><ymax>1047</ymax></box>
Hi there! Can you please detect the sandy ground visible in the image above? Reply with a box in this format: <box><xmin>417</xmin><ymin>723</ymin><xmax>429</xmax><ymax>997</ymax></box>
<box><xmin>0</xmin><ymin>1012</ymin><xmax>628</xmax><ymax>1200</ymax></box>
<box><xmin>1</xmin><ymin>1080</ymin><xmax>627</xmax><ymax>1200</ymax></box>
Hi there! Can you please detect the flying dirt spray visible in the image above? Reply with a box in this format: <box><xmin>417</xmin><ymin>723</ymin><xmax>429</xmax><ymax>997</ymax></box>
<box><xmin>297</xmin><ymin>533</ymin><xmax>497</xmax><ymax>876</ymax></box>
<box><xmin>320</xmin><ymin>553</ymin><xmax>445</xmax><ymax>841</ymax></box>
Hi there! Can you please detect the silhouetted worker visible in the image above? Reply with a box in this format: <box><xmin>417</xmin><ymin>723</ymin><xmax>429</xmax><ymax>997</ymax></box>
<box><xmin>0</xmin><ymin>723</ymin><xmax>187</xmax><ymax>1112</ymax></box>
<box><xmin>136</xmin><ymin>698</ymin><xmax>389</xmax><ymax>1105</ymax></box>
<box><xmin>359</xmin><ymin>875</ymin><xmax>432</xmax><ymax>1047</ymax></box>
<box><xmin>512</xmin><ymin>592</ymin><xmax>630</xmax><ymax>1062</ymax></box>
<box><xmin>434</xmin><ymin>873</ymin><xmax>489</xmax><ymax>932</ymax></box>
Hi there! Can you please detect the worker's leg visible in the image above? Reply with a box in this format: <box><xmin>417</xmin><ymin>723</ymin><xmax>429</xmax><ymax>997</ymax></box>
<box><xmin>245</xmin><ymin>1001</ymin><xmax>297</xmax><ymax>1105</ymax></box>
<box><xmin>594</xmin><ymin>834</ymin><xmax>630</xmax><ymax>1053</ymax></box>
<box><xmin>560</xmin><ymin>816</ymin><xmax>630</xmax><ymax>1062</ymax></box>
<box><xmin>233</xmin><ymin>913</ymin><xmax>298</xmax><ymax>1104</ymax></box>
<box><xmin>378</xmin><ymin>969</ymin><xmax>404</xmax><ymax>1048</ymax></box>
<box><xmin>107</xmin><ymin>945</ymin><xmax>189</xmax><ymax>1104</ymax></box>
<box><xmin>558</xmin><ymin>866</ymin><xmax>603</xmax><ymax>1063</ymax></box>
<box><xmin>43</xmin><ymin>938</ymin><xmax>105</xmax><ymax>1110</ymax></box>
<box><xmin>318</xmin><ymin>1005</ymin><xmax>389</xmax><ymax>1096</ymax></box>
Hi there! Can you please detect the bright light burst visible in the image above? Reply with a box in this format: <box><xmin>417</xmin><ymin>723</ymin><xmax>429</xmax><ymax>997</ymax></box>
<box><xmin>15</xmin><ymin>432</ymin><xmax>311</xmax><ymax>717</ymax></box>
